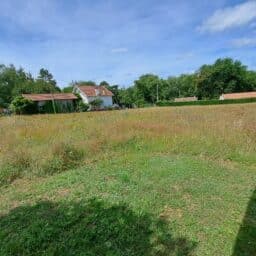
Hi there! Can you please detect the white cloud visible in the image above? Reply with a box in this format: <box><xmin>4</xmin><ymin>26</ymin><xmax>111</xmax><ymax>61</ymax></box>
<box><xmin>111</xmin><ymin>48</ymin><xmax>128</xmax><ymax>53</ymax></box>
<box><xmin>198</xmin><ymin>1</ymin><xmax>256</xmax><ymax>33</ymax></box>
<box><xmin>230</xmin><ymin>37</ymin><xmax>256</xmax><ymax>47</ymax></box>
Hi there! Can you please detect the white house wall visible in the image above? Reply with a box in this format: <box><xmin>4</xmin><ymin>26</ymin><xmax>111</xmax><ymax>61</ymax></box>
<box><xmin>80</xmin><ymin>92</ymin><xmax>90</xmax><ymax>104</ymax></box>
<box><xmin>86</xmin><ymin>96</ymin><xmax>113</xmax><ymax>107</ymax></box>
<box><xmin>100</xmin><ymin>96</ymin><xmax>113</xmax><ymax>107</ymax></box>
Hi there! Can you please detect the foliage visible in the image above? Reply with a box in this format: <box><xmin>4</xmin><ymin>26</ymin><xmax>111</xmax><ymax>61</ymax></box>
<box><xmin>134</xmin><ymin>74</ymin><xmax>158</xmax><ymax>103</ymax></box>
<box><xmin>71</xmin><ymin>92</ymin><xmax>89</xmax><ymax>112</ymax></box>
<box><xmin>90</xmin><ymin>98</ymin><xmax>103</xmax><ymax>109</ymax></box>
<box><xmin>0</xmin><ymin>105</ymin><xmax>255</xmax><ymax>255</ymax></box>
<box><xmin>1</xmin><ymin>58</ymin><xmax>256</xmax><ymax>109</ymax></box>
<box><xmin>0</xmin><ymin>65</ymin><xmax>60</xmax><ymax>107</ymax></box>
<box><xmin>114</xmin><ymin>58</ymin><xmax>256</xmax><ymax>106</ymax></box>
<box><xmin>77</xmin><ymin>101</ymin><xmax>89</xmax><ymax>112</ymax></box>
<box><xmin>196</xmin><ymin>58</ymin><xmax>255</xmax><ymax>99</ymax></box>
<box><xmin>99</xmin><ymin>80</ymin><xmax>109</xmax><ymax>86</ymax></box>
<box><xmin>106</xmin><ymin>84</ymin><xmax>121</xmax><ymax>105</ymax></box>
<box><xmin>119</xmin><ymin>87</ymin><xmax>135</xmax><ymax>108</ymax></box>
<box><xmin>166</xmin><ymin>74</ymin><xmax>197</xmax><ymax>99</ymax></box>
<box><xmin>75</xmin><ymin>80</ymin><xmax>96</xmax><ymax>86</ymax></box>
<box><xmin>0</xmin><ymin>199</ymin><xmax>195</xmax><ymax>255</ymax></box>
<box><xmin>9</xmin><ymin>96</ymin><xmax>37</xmax><ymax>114</ymax></box>
<box><xmin>0</xmin><ymin>65</ymin><xmax>33</xmax><ymax>107</ymax></box>
<box><xmin>36</xmin><ymin>68</ymin><xmax>60</xmax><ymax>93</ymax></box>
<box><xmin>62</xmin><ymin>86</ymin><xmax>73</xmax><ymax>93</ymax></box>
<box><xmin>156</xmin><ymin>97</ymin><xmax>256</xmax><ymax>107</ymax></box>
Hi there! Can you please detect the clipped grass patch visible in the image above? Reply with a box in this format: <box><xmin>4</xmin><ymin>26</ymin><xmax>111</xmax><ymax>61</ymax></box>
<box><xmin>0</xmin><ymin>198</ymin><xmax>196</xmax><ymax>256</ymax></box>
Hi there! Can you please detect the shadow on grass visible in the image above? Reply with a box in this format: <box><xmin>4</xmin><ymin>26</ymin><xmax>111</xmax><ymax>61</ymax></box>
<box><xmin>232</xmin><ymin>189</ymin><xmax>256</xmax><ymax>256</ymax></box>
<box><xmin>0</xmin><ymin>199</ymin><xmax>196</xmax><ymax>256</ymax></box>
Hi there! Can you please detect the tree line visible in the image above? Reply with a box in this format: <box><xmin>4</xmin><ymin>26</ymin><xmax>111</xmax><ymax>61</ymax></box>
<box><xmin>1</xmin><ymin>58</ymin><xmax>256</xmax><ymax>109</ymax></box>
<box><xmin>0</xmin><ymin>65</ymin><xmax>60</xmax><ymax>108</ymax></box>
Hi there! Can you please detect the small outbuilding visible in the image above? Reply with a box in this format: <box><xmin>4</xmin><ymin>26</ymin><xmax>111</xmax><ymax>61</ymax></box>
<box><xmin>219</xmin><ymin>91</ymin><xmax>256</xmax><ymax>100</ymax></box>
<box><xmin>22</xmin><ymin>93</ymin><xmax>78</xmax><ymax>112</ymax></box>
<box><xmin>174</xmin><ymin>96</ymin><xmax>198</xmax><ymax>102</ymax></box>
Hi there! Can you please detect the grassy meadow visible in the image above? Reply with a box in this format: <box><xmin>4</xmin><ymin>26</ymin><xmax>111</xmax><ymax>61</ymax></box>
<box><xmin>0</xmin><ymin>104</ymin><xmax>256</xmax><ymax>255</ymax></box>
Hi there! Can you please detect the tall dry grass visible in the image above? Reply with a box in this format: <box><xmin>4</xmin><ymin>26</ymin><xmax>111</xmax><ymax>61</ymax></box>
<box><xmin>0</xmin><ymin>104</ymin><xmax>255</xmax><ymax>185</ymax></box>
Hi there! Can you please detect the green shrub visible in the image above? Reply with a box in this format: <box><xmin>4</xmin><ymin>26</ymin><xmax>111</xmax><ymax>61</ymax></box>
<box><xmin>156</xmin><ymin>97</ymin><xmax>256</xmax><ymax>107</ymax></box>
<box><xmin>77</xmin><ymin>101</ymin><xmax>89</xmax><ymax>112</ymax></box>
<box><xmin>90</xmin><ymin>98</ymin><xmax>103</xmax><ymax>110</ymax></box>
<box><xmin>10</xmin><ymin>96</ymin><xmax>37</xmax><ymax>114</ymax></box>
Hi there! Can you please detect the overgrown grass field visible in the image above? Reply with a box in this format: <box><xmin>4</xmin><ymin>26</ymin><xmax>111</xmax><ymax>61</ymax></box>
<box><xmin>0</xmin><ymin>104</ymin><xmax>255</xmax><ymax>255</ymax></box>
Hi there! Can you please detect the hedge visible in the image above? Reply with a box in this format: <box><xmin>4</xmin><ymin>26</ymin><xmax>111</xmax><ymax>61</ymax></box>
<box><xmin>156</xmin><ymin>98</ymin><xmax>256</xmax><ymax>107</ymax></box>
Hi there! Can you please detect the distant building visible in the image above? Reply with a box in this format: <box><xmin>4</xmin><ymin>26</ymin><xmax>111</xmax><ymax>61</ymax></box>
<box><xmin>220</xmin><ymin>92</ymin><xmax>256</xmax><ymax>100</ymax></box>
<box><xmin>174</xmin><ymin>96</ymin><xmax>198</xmax><ymax>102</ymax></box>
<box><xmin>74</xmin><ymin>85</ymin><xmax>113</xmax><ymax>108</ymax></box>
<box><xmin>22</xmin><ymin>93</ymin><xmax>78</xmax><ymax>112</ymax></box>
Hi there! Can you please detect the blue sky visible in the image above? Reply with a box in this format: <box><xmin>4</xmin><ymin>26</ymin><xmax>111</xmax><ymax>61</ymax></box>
<box><xmin>0</xmin><ymin>0</ymin><xmax>256</xmax><ymax>87</ymax></box>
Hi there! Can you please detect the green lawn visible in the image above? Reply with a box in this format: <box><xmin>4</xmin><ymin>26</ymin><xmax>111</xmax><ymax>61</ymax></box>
<box><xmin>0</xmin><ymin>104</ymin><xmax>256</xmax><ymax>255</ymax></box>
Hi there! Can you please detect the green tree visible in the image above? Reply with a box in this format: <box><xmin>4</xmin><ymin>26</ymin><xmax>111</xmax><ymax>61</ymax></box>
<box><xmin>0</xmin><ymin>65</ymin><xmax>35</xmax><ymax>107</ymax></box>
<box><xmin>0</xmin><ymin>65</ymin><xmax>60</xmax><ymax>107</ymax></box>
<box><xmin>10</xmin><ymin>96</ymin><xmax>37</xmax><ymax>114</ymax></box>
<box><xmin>134</xmin><ymin>74</ymin><xmax>160</xmax><ymax>104</ymax></box>
<box><xmin>119</xmin><ymin>87</ymin><xmax>135</xmax><ymax>108</ymax></box>
<box><xmin>106</xmin><ymin>85</ymin><xmax>121</xmax><ymax>105</ymax></box>
<box><xmin>76</xmin><ymin>81</ymin><xmax>96</xmax><ymax>86</ymax></box>
<box><xmin>99</xmin><ymin>81</ymin><xmax>109</xmax><ymax>86</ymax></box>
<box><xmin>196</xmin><ymin>58</ymin><xmax>251</xmax><ymax>99</ymax></box>
<box><xmin>35</xmin><ymin>68</ymin><xmax>60</xmax><ymax>93</ymax></box>
<box><xmin>62</xmin><ymin>86</ymin><xmax>74</xmax><ymax>93</ymax></box>
<box><xmin>246</xmin><ymin>71</ymin><xmax>256</xmax><ymax>91</ymax></box>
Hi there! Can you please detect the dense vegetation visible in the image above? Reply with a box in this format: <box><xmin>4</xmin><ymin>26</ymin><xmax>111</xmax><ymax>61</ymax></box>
<box><xmin>1</xmin><ymin>58</ymin><xmax>256</xmax><ymax>109</ymax></box>
<box><xmin>0</xmin><ymin>104</ymin><xmax>255</xmax><ymax>255</ymax></box>
<box><xmin>156</xmin><ymin>97</ymin><xmax>256</xmax><ymax>107</ymax></box>
<box><xmin>0</xmin><ymin>65</ymin><xmax>60</xmax><ymax>108</ymax></box>
<box><xmin>74</xmin><ymin>58</ymin><xmax>256</xmax><ymax>107</ymax></box>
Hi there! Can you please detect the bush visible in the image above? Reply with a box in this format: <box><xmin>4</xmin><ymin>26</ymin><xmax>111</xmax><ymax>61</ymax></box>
<box><xmin>10</xmin><ymin>96</ymin><xmax>37</xmax><ymax>114</ymax></box>
<box><xmin>77</xmin><ymin>101</ymin><xmax>89</xmax><ymax>112</ymax></box>
<box><xmin>90</xmin><ymin>98</ymin><xmax>103</xmax><ymax>110</ymax></box>
<box><xmin>156</xmin><ymin>98</ymin><xmax>256</xmax><ymax>107</ymax></box>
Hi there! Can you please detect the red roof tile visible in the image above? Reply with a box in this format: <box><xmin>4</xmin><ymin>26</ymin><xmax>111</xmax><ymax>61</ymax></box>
<box><xmin>78</xmin><ymin>86</ymin><xmax>113</xmax><ymax>97</ymax></box>
<box><xmin>221</xmin><ymin>91</ymin><xmax>256</xmax><ymax>100</ymax></box>
<box><xmin>22</xmin><ymin>93</ymin><xmax>77</xmax><ymax>101</ymax></box>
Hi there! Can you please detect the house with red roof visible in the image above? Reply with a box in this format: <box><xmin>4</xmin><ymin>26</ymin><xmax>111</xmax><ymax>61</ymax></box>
<box><xmin>74</xmin><ymin>85</ymin><xmax>113</xmax><ymax>108</ymax></box>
